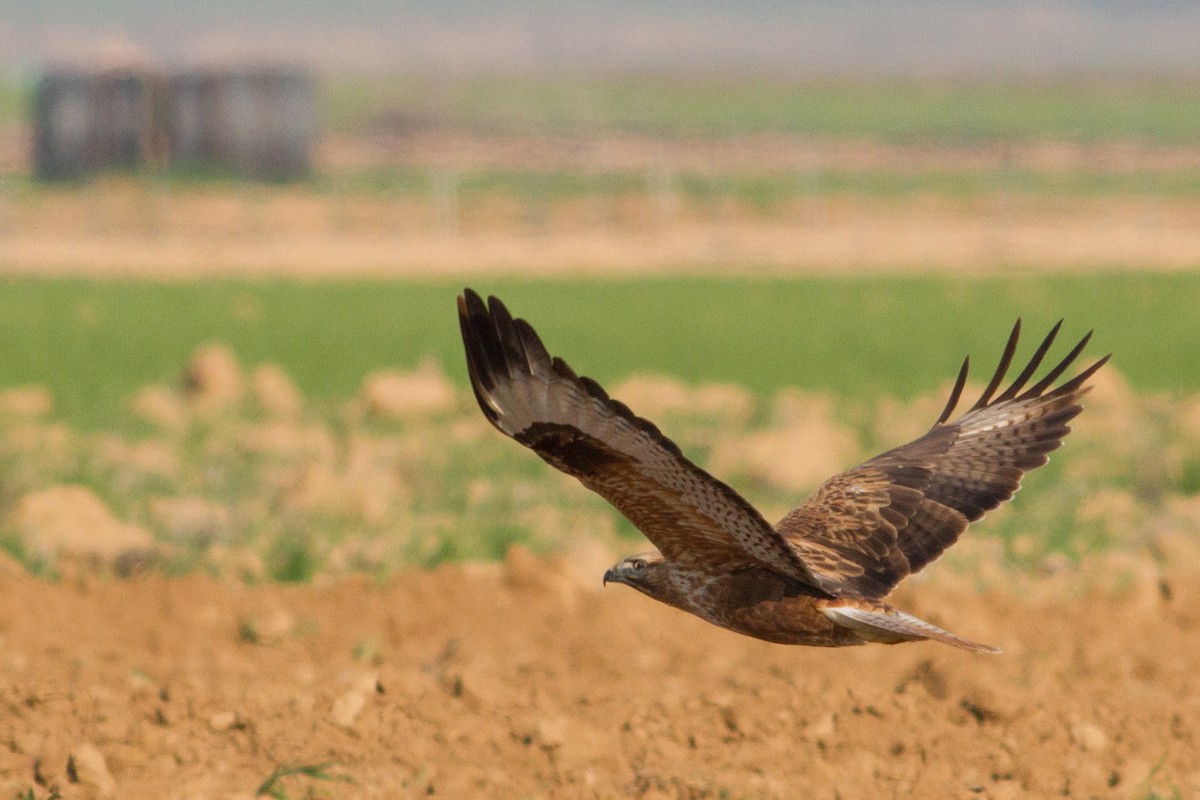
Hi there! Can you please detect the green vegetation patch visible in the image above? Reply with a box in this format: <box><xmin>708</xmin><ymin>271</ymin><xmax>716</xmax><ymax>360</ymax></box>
<box><xmin>0</xmin><ymin>273</ymin><xmax>1196</xmax><ymax>578</ymax></box>
<box><xmin>0</xmin><ymin>272</ymin><xmax>1196</xmax><ymax>430</ymax></box>
<box><xmin>324</xmin><ymin>74</ymin><xmax>1200</xmax><ymax>143</ymax></box>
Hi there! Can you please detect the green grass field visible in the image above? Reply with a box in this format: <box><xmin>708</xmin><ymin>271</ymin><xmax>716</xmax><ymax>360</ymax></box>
<box><xmin>0</xmin><ymin>272</ymin><xmax>1195</xmax><ymax>576</ymax></box>
<box><xmin>323</xmin><ymin>75</ymin><xmax>1200</xmax><ymax>142</ymax></box>
<box><xmin>0</xmin><ymin>272</ymin><xmax>1195</xmax><ymax>430</ymax></box>
<box><xmin>6</xmin><ymin>74</ymin><xmax>1198</xmax><ymax>141</ymax></box>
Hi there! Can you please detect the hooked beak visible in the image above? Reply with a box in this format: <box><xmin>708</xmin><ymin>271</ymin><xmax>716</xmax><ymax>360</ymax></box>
<box><xmin>602</xmin><ymin>568</ymin><xmax>617</xmax><ymax>586</ymax></box>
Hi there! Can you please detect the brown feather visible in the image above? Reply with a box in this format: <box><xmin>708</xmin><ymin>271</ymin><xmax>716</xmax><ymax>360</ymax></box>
<box><xmin>776</xmin><ymin>322</ymin><xmax>1108</xmax><ymax>600</ymax></box>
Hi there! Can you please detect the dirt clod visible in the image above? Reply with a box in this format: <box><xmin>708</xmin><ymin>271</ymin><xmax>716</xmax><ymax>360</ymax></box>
<box><xmin>10</xmin><ymin>485</ymin><xmax>157</xmax><ymax>565</ymax></box>
<box><xmin>209</xmin><ymin>711</ymin><xmax>240</xmax><ymax>732</ymax></box>
<box><xmin>67</xmin><ymin>744</ymin><xmax>117</xmax><ymax>799</ymax></box>
<box><xmin>184</xmin><ymin>343</ymin><xmax>243</xmax><ymax>411</ymax></box>
<box><xmin>1070</xmin><ymin>721</ymin><xmax>1109</xmax><ymax>752</ymax></box>
<box><xmin>359</xmin><ymin>362</ymin><xmax>457</xmax><ymax>419</ymax></box>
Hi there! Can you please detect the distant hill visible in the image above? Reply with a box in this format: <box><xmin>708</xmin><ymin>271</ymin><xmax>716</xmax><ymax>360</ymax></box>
<box><xmin>2</xmin><ymin>1</ymin><xmax>1199</xmax><ymax>76</ymax></box>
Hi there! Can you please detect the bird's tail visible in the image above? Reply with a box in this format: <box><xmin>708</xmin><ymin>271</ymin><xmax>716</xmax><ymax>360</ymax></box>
<box><xmin>820</xmin><ymin>600</ymin><xmax>1000</xmax><ymax>654</ymax></box>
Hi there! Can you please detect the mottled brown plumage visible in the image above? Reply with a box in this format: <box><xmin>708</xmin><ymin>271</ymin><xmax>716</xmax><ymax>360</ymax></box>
<box><xmin>458</xmin><ymin>289</ymin><xmax>1108</xmax><ymax>653</ymax></box>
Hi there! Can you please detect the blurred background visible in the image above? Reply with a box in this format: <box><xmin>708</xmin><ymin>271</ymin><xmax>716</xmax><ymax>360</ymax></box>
<box><xmin>4</xmin><ymin>9</ymin><xmax>1200</xmax><ymax>797</ymax></box>
<box><xmin>1</xmin><ymin>1</ymin><xmax>1199</xmax><ymax>278</ymax></box>
<box><xmin>0</xmin><ymin>1</ymin><xmax>1198</xmax><ymax>577</ymax></box>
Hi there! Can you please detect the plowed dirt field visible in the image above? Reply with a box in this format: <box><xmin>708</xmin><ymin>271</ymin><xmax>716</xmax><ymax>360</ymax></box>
<box><xmin>1</xmin><ymin>544</ymin><xmax>1197</xmax><ymax>800</ymax></box>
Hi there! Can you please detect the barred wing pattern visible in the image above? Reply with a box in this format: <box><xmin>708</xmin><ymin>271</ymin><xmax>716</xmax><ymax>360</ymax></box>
<box><xmin>460</xmin><ymin>288</ymin><xmax>1106</xmax><ymax>605</ymax></box>
<box><xmin>776</xmin><ymin>320</ymin><xmax>1109</xmax><ymax>600</ymax></box>
<box><xmin>458</xmin><ymin>289</ymin><xmax>815</xmax><ymax>579</ymax></box>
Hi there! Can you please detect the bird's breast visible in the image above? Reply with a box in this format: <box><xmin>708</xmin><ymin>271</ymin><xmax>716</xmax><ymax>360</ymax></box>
<box><xmin>675</xmin><ymin>569</ymin><xmax>862</xmax><ymax>647</ymax></box>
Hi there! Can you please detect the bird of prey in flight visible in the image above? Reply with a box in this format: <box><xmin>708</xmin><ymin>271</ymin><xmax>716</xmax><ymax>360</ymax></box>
<box><xmin>457</xmin><ymin>289</ymin><xmax>1107</xmax><ymax>653</ymax></box>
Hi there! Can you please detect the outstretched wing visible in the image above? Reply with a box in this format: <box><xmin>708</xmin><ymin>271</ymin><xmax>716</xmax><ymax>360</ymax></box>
<box><xmin>776</xmin><ymin>320</ymin><xmax>1108</xmax><ymax>600</ymax></box>
<box><xmin>458</xmin><ymin>289</ymin><xmax>814</xmax><ymax>578</ymax></box>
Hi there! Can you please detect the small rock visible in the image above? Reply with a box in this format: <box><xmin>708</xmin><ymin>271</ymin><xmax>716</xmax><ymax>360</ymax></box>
<box><xmin>68</xmin><ymin>743</ymin><xmax>117</xmax><ymax>799</ymax></box>
<box><xmin>1071</xmin><ymin>721</ymin><xmax>1109</xmax><ymax>752</ymax></box>
<box><xmin>331</xmin><ymin>689</ymin><xmax>367</xmax><ymax>728</ymax></box>
<box><xmin>330</xmin><ymin>668</ymin><xmax>381</xmax><ymax>728</ymax></box>
<box><xmin>209</xmin><ymin>711</ymin><xmax>239</xmax><ymax>731</ymax></box>
<box><xmin>536</xmin><ymin>716</ymin><xmax>568</xmax><ymax>748</ymax></box>
<box><xmin>807</xmin><ymin>713</ymin><xmax>836</xmax><ymax>739</ymax></box>
<box><xmin>125</xmin><ymin>671</ymin><xmax>156</xmax><ymax>698</ymax></box>
<box><xmin>262</xmin><ymin>607</ymin><xmax>296</xmax><ymax>639</ymax></box>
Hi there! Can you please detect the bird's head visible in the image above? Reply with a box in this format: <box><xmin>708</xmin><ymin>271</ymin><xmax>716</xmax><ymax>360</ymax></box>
<box><xmin>603</xmin><ymin>551</ymin><xmax>682</xmax><ymax>605</ymax></box>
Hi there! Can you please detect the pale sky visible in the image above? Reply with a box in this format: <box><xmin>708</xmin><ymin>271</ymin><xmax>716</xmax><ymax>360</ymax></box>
<box><xmin>1</xmin><ymin>1</ymin><xmax>1198</xmax><ymax>76</ymax></box>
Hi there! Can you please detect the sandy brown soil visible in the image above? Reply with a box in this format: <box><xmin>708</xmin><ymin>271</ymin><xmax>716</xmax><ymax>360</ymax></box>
<box><xmin>3</xmin><ymin>193</ymin><xmax>1198</xmax><ymax>278</ymax></box>
<box><xmin>3</xmin><ymin>130</ymin><xmax>1200</xmax><ymax>277</ymax></box>
<box><xmin>320</xmin><ymin>131</ymin><xmax>1200</xmax><ymax>175</ymax></box>
<box><xmin>1</xmin><ymin>544</ymin><xmax>1198</xmax><ymax>800</ymax></box>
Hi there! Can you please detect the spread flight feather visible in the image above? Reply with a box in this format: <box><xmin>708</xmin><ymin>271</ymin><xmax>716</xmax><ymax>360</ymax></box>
<box><xmin>458</xmin><ymin>289</ymin><xmax>1107</xmax><ymax>651</ymax></box>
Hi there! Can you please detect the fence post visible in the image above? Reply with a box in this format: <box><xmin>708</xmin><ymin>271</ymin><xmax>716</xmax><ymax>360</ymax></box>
<box><xmin>431</xmin><ymin>168</ymin><xmax>460</xmax><ymax>235</ymax></box>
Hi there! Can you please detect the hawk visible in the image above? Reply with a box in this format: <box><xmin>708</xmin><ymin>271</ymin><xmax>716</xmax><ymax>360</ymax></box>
<box><xmin>457</xmin><ymin>289</ymin><xmax>1107</xmax><ymax>653</ymax></box>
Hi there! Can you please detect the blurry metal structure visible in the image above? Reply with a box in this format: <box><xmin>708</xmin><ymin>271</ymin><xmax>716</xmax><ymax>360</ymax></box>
<box><xmin>33</xmin><ymin>69</ymin><xmax>165</xmax><ymax>180</ymax></box>
<box><xmin>33</xmin><ymin>66</ymin><xmax>316</xmax><ymax>181</ymax></box>
<box><xmin>168</xmin><ymin>70</ymin><xmax>317</xmax><ymax>180</ymax></box>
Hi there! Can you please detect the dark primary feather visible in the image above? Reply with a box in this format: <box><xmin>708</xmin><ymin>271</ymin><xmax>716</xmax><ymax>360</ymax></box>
<box><xmin>776</xmin><ymin>320</ymin><xmax>1109</xmax><ymax>600</ymax></box>
<box><xmin>458</xmin><ymin>289</ymin><xmax>818</xmax><ymax>581</ymax></box>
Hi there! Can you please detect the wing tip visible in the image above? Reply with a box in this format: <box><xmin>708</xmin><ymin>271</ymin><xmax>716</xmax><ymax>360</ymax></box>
<box><xmin>937</xmin><ymin>356</ymin><xmax>971</xmax><ymax>425</ymax></box>
<box><xmin>969</xmin><ymin>320</ymin><xmax>1022</xmax><ymax>412</ymax></box>
<box><xmin>943</xmin><ymin>320</ymin><xmax>1106</xmax><ymax>423</ymax></box>
<box><xmin>457</xmin><ymin>288</ymin><xmax>690</xmax><ymax>462</ymax></box>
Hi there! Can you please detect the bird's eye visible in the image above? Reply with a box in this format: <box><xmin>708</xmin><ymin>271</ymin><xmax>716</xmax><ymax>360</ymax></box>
<box><xmin>629</xmin><ymin>558</ymin><xmax>646</xmax><ymax>571</ymax></box>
